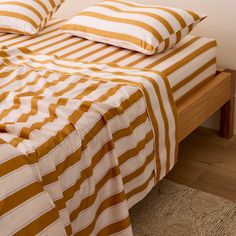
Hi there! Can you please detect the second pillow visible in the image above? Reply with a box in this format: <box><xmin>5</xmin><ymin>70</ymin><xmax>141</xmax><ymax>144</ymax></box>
<box><xmin>61</xmin><ymin>0</ymin><xmax>206</xmax><ymax>55</ymax></box>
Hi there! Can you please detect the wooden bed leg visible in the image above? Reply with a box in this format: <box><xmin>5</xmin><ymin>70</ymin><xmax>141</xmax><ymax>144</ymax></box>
<box><xmin>220</xmin><ymin>70</ymin><xmax>235</xmax><ymax>138</ymax></box>
<box><xmin>220</xmin><ymin>98</ymin><xmax>235</xmax><ymax>138</ymax></box>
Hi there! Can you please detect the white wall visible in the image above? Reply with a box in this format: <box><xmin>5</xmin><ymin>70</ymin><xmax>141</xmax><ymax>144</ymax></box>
<box><xmin>55</xmin><ymin>0</ymin><xmax>236</xmax><ymax>134</ymax></box>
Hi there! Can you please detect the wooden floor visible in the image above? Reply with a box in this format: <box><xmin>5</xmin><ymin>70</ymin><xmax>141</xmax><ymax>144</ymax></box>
<box><xmin>166</xmin><ymin>127</ymin><xmax>236</xmax><ymax>202</ymax></box>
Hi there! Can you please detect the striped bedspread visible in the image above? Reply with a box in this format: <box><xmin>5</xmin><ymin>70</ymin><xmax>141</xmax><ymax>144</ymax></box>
<box><xmin>0</xmin><ymin>47</ymin><xmax>177</xmax><ymax>235</ymax></box>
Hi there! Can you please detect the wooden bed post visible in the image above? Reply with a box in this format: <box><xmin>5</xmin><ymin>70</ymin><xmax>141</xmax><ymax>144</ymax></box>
<box><xmin>220</xmin><ymin>69</ymin><xmax>235</xmax><ymax>139</ymax></box>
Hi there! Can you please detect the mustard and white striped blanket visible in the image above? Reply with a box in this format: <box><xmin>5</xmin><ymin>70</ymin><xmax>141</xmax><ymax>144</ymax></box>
<box><xmin>0</xmin><ymin>47</ymin><xmax>177</xmax><ymax>235</ymax></box>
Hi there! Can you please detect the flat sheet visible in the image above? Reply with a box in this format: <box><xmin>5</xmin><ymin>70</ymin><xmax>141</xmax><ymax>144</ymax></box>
<box><xmin>0</xmin><ymin>47</ymin><xmax>177</xmax><ymax>235</ymax></box>
<box><xmin>0</xmin><ymin>18</ymin><xmax>217</xmax><ymax>103</ymax></box>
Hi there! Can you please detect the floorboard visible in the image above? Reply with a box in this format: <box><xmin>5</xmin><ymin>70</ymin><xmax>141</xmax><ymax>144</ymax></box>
<box><xmin>166</xmin><ymin>127</ymin><xmax>236</xmax><ymax>202</ymax></box>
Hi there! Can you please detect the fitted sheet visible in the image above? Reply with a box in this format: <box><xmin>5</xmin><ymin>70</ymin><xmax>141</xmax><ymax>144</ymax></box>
<box><xmin>0</xmin><ymin>18</ymin><xmax>217</xmax><ymax>102</ymax></box>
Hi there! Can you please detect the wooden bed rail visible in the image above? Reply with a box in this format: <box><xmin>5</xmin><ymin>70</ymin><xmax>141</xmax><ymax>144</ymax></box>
<box><xmin>177</xmin><ymin>71</ymin><xmax>234</xmax><ymax>142</ymax></box>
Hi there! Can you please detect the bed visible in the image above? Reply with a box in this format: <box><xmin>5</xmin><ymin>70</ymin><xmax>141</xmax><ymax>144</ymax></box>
<box><xmin>0</xmin><ymin>18</ymin><xmax>234</xmax><ymax>236</ymax></box>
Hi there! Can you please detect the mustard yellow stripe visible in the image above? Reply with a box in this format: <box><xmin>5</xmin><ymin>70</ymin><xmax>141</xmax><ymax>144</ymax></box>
<box><xmin>110</xmin><ymin>0</ymin><xmax>187</xmax><ymax>28</ymax></box>
<box><xmin>69</xmin><ymin>165</ymin><xmax>121</xmax><ymax>222</ymax></box>
<box><xmin>79</xmin><ymin>11</ymin><xmax>163</xmax><ymax>43</ymax></box>
<box><xmin>74</xmin><ymin>44</ymin><xmax>110</xmax><ymax>61</ymax></box>
<box><xmin>0</xmin><ymin>152</ymin><xmax>34</xmax><ymax>177</ymax></box>
<box><xmin>26</xmin><ymin>33</ymin><xmax>64</xmax><ymax>48</ymax></box>
<box><xmin>92</xmin><ymin>48</ymin><xmax>123</xmax><ymax>63</ymax></box>
<box><xmin>157</xmin><ymin>69</ymin><xmax>178</xmax><ymax>167</ymax></box>
<box><xmin>163</xmin><ymin>38</ymin><xmax>170</xmax><ymax>52</ymax></box>
<box><xmin>97</xmin><ymin>216</ymin><xmax>131</xmax><ymax>236</ymax></box>
<box><xmin>112</xmin><ymin>51</ymin><xmax>137</xmax><ymax>64</ymax></box>
<box><xmin>0</xmin><ymin>68</ymin><xmax>16</xmax><ymax>80</ymax></box>
<box><xmin>175</xmin><ymin>30</ymin><xmax>182</xmax><ymax>45</ymax></box>
<box><xmin>32</xmin><ymin>0</ymin><xmax>50</xmax><ymax>14</ymax></box>
<box><xmin>0</xmin><ymin>182</ymin><xmax>43</xmax><ymax>216</ymax></box>
<box><xmin>0</xmin><ymin>27</ymin><xmax>35</xmax><ymax>36</ymax></box>
<box><xmin>0</xmin><ymin>2</ymin><xmax>43</xmax><ymax>21</ymax></box>
<box><xmin>14</xmin><ymin>208</ymin><xmax>60</xmax><ymax>236</ymax></box>
<box><xmin>76</xmin><ymin>192</ymin><xmax>128</xmax><ymax>235</ymax></box>
<box><xmin>0</xmin><ymin>71</ymin><xmax>43</xmax><ymax>110</ymax></box>
<box><xmin>38</xmin><ymin>3</ymin><xmax>63</xmax><ymax>31</ymax></box>
<box><xmin>39</xmin><ymin>18</ymin><xmax>66</xmax><ymax>32</ymax></box>
<box><xmin>59</xmin><ymin>40</ymin><xmax>95</xmax><ymax>58</ymax></box>
<box><xmin>113</xmin><ymin>112</ymin><xmax>148</xmax><ymax>142</ymax></box>
<box><xmin>79</xmin><ymin>85</ymin><xmax>126</xmax><ymax>149</ymax></box>
<box><xmin>0</xmin><ymin>50</ymin><xmax>10</xmax><ymax>57</ymax></box>
<box><xmin>47</xmin><ymin>39</ymin><xmax>84</xmax><ymax>55</ymax></box>
<box><xmin>97</xmin><ymin>3</ymin><xmax>174</xmax><ymax>34</ymax></box>
<box><xmin>0</xmin><ymin>96</ymin><xmax>21</xmax><ymax>120</ymax></box>
<box><xmin>52</xmin><ymin>78</ymin><xmax>86</xmax><ymax>97</ymax></box>
<box><xmin>156</xmin><ymin>6</ymin><xmax>187</xmax><ymax>28</ymax></box>
<box><xmin>126</xmin><ymin>170</ymin><xmax>155</xmax><ymax>199</ymax></box>
<box><xmin>62</xmin><ymin>24</ymin><xmax>154</xmax><ymax>53</ymax></box>
<box><xmin>17</xmin><ymin>101</ymin><xmax>39</xmax><ymax>124</ymax></box>
<box><xmin>122</xmin><ymin>151</ymin><xmax>153</xmax><ymax>184</ymax></box>
<box><xmin>0</xmin><ymin>11</ymin><xmax>38</xmax><ymax>29</ymax></box>
<box><xmin>0</xmin><ymin>70</ymin><xmax>37</xmax><ymax>103</ymax></box>
<box><xmin>0</xmin><ymin>34</ymin><xmax>19</xmax><ymax>44</ymax></box>
<box><xmin>9</xmin><ymin>98</ymin><xmax>68</xmax><ymax>145</ymax></box>
<box><xmin>48</xmin><ymin>0</ymin><xmax>56</xmax><ymax>8</ymax></box>
<box><xmin>175</xmin><ymin>73</ymin><xmax>215</xmax><ymax>104</ymax></box>
<box><xmin>126</xmin><ymin>54</ymin><xmax>148</xmax><ymax>67</ymax></box>
<box><xmin>33</xmin><ymin>34</ymin><xmax>73</xmax><ymax>52</ymax></box>
<box><xmin>7</xmin><ymin>30</ymin><xmax>62</xmax><ymax>48</ymax></box>
<box><xmin>187</xmin><ymin>10</ymin><xmax>202</xmax><ymax>21</ymax></box>
<box><xmin>146</xmin><ymin>36</ymin><xmax>201</xmax><ymax>69</ymax></box>
<box><xmin>172</xmin><ymin>58</ymin><xmax>216</xmax><ymax>92</ymax></box>
<box><xmin>163</xmin><ymin>41</ymin><xmax>217</xmax><ymax>75</ymax></box>
<box><xmin>118</xmin><ymin>131</ymin><xmax>153</xmax><ymax>165</ymax></box>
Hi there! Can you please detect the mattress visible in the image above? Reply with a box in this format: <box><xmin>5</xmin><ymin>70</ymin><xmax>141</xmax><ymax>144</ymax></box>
<box><xmin>0</xmin><ymin>18</ymin><xmax>217</xmax><ymax>103</ymax></box>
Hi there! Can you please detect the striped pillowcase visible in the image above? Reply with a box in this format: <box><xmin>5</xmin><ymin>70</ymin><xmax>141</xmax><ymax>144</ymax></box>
<box><xmin>61</xmin><ymin>0</ymin><xmax>206</xmax><ymax>55</ymax></box>
<box><xmin>0</xmin><ymin>0</ymin><xmax>64</xmax><ymax>35</ymax></box>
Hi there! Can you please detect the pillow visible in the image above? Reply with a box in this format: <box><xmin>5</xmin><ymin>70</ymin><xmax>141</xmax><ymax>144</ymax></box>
<box><xmin>0</xmin><ymin>0</ymin><xmax>64</xmax><ymax>35</ymax></box>
<box><xmin>61</xmin><ymin>0</ymin><xmax>206</xmax><ymax>55</ymax></box>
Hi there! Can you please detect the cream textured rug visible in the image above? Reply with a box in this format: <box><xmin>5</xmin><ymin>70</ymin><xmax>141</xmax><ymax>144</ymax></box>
<box><xmin>130</xmin><ymin>179</ymin><xmax>236</xmax><ymax>236</ymax></box>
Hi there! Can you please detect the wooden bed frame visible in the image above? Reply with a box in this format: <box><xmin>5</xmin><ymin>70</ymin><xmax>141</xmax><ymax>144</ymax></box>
<box><xmin>177</xmin><ymin>69</ymin><xmax>235</xmax><ymax>142</ymax></box>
